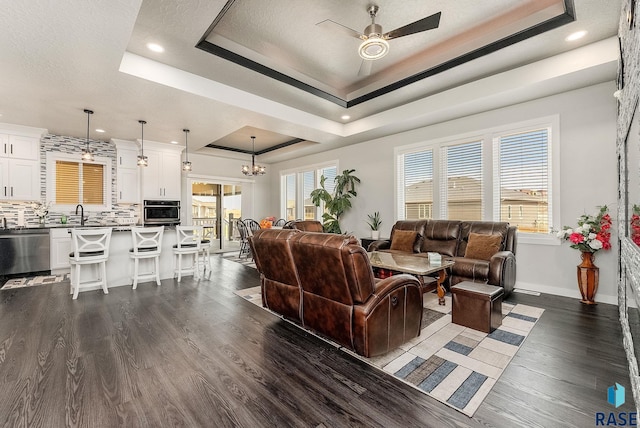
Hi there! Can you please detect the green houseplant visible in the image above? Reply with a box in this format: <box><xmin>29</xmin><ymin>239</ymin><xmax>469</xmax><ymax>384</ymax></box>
<box><xmin>310</xmin><ymin>169</ymin><xmax>360</xmax><ymax>234</ymax></box>
<box><xmin>367</xmin><ymin>211</ymin><xmax>382</xmax><ymax>239</ymax></box>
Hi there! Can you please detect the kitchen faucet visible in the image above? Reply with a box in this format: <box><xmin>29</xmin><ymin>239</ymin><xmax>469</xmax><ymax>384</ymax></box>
<box><xmin>75</xmin><ymin>204</ymin><xmax>85</xmax><ymax>226</ymax></box>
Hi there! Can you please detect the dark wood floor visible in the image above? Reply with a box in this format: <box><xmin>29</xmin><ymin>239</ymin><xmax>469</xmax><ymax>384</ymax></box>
<box><xmin>0</xmin><ymin>256</ymin><xmax>633</xmax><ymax>427</ymax></box>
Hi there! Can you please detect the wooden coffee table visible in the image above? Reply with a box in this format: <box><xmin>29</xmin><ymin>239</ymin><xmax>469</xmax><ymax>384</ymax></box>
<box><xmin>368</xmin><ymin>251</ymin><xmax>454</xmax><ymax>305</ymax></box>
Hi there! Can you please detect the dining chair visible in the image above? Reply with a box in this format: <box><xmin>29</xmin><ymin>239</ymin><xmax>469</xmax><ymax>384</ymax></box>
<box><xmin>69</xmin><ymin>228</ymin><xmax>112</xmax><ymax>299</ymax></box>
<box><xmin>244</xmin><ymin>218</ymin><xmax>261</xmax><ymax>235</ymax></box>
<box><xmin>173</xmin><ymin>226</ymin><xmax>202</xmax><ymax>282</ymax></box>
<box><xmin>273</xmin><ymin>218</ymin><xmax>286</xmax><ymax>227</ymax></box>
<box><xmin>236</xmin><ymin>220</ymin><xmax>252</xmax><ymax>259</ymax></box>
<box><xmin>129</xmin><ymin>226</ymin><xmax>164</xmax><ymax>289</ymax></box>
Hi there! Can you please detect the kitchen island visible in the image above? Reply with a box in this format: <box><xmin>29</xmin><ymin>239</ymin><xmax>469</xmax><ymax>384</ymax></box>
<box><xmin>50</xmin><ymin>225</ymin><xmax>189</xmax><ymax>296</ymax></box>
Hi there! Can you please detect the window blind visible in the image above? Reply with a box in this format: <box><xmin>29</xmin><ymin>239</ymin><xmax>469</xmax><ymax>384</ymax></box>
<box><xmin>496</xmin><ymin>128</ymin><xmax>549</xmax><ymax>233</ymax></box>
<box><xmin>303</xmin><ymin>171</ymin><xmax>315</xmax><ymax>220</ymax></box>
<box><xmin>441</xmin><ymin>141</ymin><xmax>482</xmax><ymax>220</ymax></box>
<box><xmin>56</xmin><ymin>161</ymin><xmax>79</xmax><ymax>204</ymax></box>
<box><xmin>401</xmin><ymin>150</ymin><xmax>433</xmax><ymax>220</ymax></box>
<box><xmin>285</xmin><ymin>174</ymin><xmax>296</xmax><ymax>220</ymax></box>
<box><xmin>82</xmin><ymin>163</ymin><xmax>104</xmax><ymax>205</ymax></box>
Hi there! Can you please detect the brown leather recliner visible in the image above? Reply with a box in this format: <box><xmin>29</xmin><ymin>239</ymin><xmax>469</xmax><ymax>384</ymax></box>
<box><xmin>250</xmin><ymin>229</ymin><xmax>423</xmax><ymax>357</ymax></box>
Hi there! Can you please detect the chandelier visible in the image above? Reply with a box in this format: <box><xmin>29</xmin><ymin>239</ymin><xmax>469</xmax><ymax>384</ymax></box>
<box><xmin>182</xmin><ymin>128</ymin><xmax>192</xmax><ymax>171</ymax></box>
<box><xmin>137</xmin><ymin>120</ymin><xmax>148</xmax><ymax>167</ymax></box>
<box><xmin>81</xmin><ymin>109</ymin><xmax>94</xmax><ymax>161</ymax></box>
<box><xmin>241</xmin><ymin>136</ymin><xmax>265</xmax><ymax>176</ymax></box>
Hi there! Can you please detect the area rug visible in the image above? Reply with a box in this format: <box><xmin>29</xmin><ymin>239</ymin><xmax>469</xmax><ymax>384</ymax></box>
<box><xmin>235</xmin><ymin>286</ymin><xmax>543</xmax><ymax>417</ymax></box>
<box><xmin>222</xmin><ymin>253</ymin><xmax>256</xmax><ymax>269</ymax></box>
<box><xmin>2</xmin><ymin>274</ymin><xmax>70</xmax><ymax>290</ymax></box>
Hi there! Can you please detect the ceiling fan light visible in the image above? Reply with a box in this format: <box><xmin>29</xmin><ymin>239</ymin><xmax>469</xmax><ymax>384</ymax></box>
<box><xmin>359</xmin><ymin>36</ymin><xmax>389</xmax><ymax>60</ymax></box>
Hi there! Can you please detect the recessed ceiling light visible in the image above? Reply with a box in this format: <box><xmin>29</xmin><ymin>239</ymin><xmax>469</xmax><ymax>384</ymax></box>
<box><xmin>170</xmin><ymin>141</ymin><xmax>179</xmax><ymax>145</ymax></box>
<box><xmin>147</xmin><ymin>43</ymin><xmax>165</xmax><ymax>53</ymax></box>
<box><xmin>565</xmin><ymin>31</ymin><xmax>587</xmax><ymax>42</ymax></box>
<box><xmin>341</xmin><ymin>115</ymin><xmax>351</xmax><ymax>120</ymax></box>
<box><xmin>95</xmin><ymin>129</ymin><xmax>105</xmax><ymax>133</ymax></box>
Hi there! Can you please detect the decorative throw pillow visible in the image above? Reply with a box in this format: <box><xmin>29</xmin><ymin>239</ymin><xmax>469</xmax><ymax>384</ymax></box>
<box><xmin>464</xmin><ymin>232</ymin><xmax>503</xmax><ymax>261</ymax></box>
<box><xmin>390</xmin><ymin>230</ymin><xmax>419</xmax><ymax>252</ymax></box>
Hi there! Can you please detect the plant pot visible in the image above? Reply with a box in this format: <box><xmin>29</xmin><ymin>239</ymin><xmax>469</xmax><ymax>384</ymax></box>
<box><xmin>371</xmin><ymin>230</ymin><xmax>380</xmax><ymax>240</ymax></box>
<box><xmin>577</xmin><ymin>251</ymin><xmax>599</xmax><ymax>305</ymax></box>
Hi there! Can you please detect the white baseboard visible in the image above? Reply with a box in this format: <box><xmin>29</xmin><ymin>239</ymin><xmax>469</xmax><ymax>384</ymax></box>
<box><xmin>513</xmin><ymin>281</ymin><xmax>618</xmax><ymax>306</ymax></box>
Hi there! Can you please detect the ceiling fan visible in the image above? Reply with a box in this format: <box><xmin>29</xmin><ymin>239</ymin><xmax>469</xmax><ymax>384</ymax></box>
<box><xmin>317</xmin><ymin>4</ymin><xmax>441</xmax><ymax>76</ymax></box>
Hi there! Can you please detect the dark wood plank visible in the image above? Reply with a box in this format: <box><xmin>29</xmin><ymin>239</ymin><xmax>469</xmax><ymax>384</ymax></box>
<box><xmin>0</xmin><ymin>256</ymin><xmax>633</xmax><ymax>427</ymax></box>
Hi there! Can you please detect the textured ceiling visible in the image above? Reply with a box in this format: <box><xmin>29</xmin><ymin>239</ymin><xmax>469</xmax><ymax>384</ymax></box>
<box><xmin>0</xmin><ymin>0</ymin><xmax>623</xmax><ymax>163</ymax></box>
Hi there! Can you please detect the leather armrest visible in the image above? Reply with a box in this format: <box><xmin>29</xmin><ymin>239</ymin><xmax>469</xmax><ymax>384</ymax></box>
<box><xmin>488</xmin><ymin>250</ymin><xmax>516</xmax><ymax>295</ymax></box>
<box><xmin>368</xmin><ymin>239</ymin><xmax>391</xmax><ymax>251</ymax></box>
<box><xmin>360</xmin><ymin>274</ymin><xmax>421</xmax><ymax>313</ymax></box>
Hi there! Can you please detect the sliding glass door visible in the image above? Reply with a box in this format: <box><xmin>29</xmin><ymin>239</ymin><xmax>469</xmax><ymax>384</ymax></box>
<box><xmin>191</xmin><ymin>181</ymin><xmax>242</xmax><ymax>252</ymax></box>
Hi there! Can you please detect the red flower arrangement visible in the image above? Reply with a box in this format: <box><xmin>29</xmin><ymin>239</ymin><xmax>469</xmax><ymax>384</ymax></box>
<box><xmin>631</xmin><ymin>205</ymin><xmax>640</xmax><ymax>246</ymax></box>
<box><xmin>557</xmin><ymin>206</ymin><xmax>612</xmax><ymax>253</ymax></box>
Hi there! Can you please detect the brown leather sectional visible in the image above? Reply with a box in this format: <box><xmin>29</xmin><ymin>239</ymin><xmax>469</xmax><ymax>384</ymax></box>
<box><xmin>249</xmin><ymin>228</ymin><xmax>424</xmax><ymax>357</ymax></box>
<box><xmin>368</xmin><ymin>220</ymin><xmax>517</xmax><ymax>295</ymax></box>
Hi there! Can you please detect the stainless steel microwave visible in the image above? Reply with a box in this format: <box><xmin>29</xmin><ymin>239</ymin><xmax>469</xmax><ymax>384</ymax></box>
<box><xmin>143</xmin><ymin>200</ymin><xmax>180</xmax><ymax>226</ymax></box>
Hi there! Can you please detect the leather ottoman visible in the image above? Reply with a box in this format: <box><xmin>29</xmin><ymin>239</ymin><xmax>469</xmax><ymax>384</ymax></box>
<box><xmin>451</xmin><ymin>281</ymin><xmax>504</xmax><ymax>333</ymax></box>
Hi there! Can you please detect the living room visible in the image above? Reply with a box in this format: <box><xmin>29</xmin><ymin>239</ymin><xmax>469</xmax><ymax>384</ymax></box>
<box><xmin>0</xmin><ymin>1</ymin><xmax>638</xmax><ymax>426</ymax></box>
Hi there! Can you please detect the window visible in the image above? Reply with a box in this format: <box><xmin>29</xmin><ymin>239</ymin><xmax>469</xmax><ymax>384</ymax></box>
<box><xmin>396</xmin><ymin>116</ymin><xmax>558</xmax><ymax>244</ymax></box>
<box><xmin>494</xmin><ymin>127</ymin><xmax>550</xmax><ymax>234</ymax></box>
<box><xmin>280</xmin><ymin>162</ymin><xmax>338</xmax><ymax>221</ymax></box>
<box><xmin>441</xmin><ymin>141</ymin><xmax>482</xmax><ymax>220</ymax></box>
<box><xmin>47</xmin><ymin>153</ymin><xmax>111</xmax><ymax>210</ymax></box>
<box><xmin>398</xmin><ymin>150</ymin><xmax>433</xmax><ymax>220</ymax></box>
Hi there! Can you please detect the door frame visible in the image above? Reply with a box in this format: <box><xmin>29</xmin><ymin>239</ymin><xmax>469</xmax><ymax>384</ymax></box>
<box><xmin>184</xmin><ymin>173</ymin><xmax>255</xmax><ymax>251</ymax></box>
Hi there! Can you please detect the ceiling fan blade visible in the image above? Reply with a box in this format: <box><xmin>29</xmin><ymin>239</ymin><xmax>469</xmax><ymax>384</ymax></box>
<box><xmin>358</xmin><ymin>59</ymin><xmax>372</xmax><ymax>77</ymax></box>
<box><xmin>316</xmin><ymin>19</ymin><xmax>364</xmax><ymax>39</ymax></box>
<box><xmin>384</xmin><ymin>11</ymin><xmax>441</xmax><ymax>40</ymax></box>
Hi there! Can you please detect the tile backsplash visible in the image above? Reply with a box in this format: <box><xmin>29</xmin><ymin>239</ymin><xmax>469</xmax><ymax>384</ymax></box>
<box><xmin>0</xmin><ymin>133</ymin><xmax>140</xmax><ymax>227</ymax></box>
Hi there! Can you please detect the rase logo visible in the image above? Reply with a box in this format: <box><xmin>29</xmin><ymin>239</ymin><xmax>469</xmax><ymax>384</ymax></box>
<box><xmin>609</xmin><ymin>383</ymin><xmax>626</xmax><ymax>408</ymax></box>
<box><xmin>596</xmin><ymin>383</ymin><xmax>637</xmax><ymax>426</ymax></box>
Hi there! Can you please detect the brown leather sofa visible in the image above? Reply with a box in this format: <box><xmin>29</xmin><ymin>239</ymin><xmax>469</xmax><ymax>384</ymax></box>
<box><xmin>368</xmin><ymin>220</ymin><xmax>517</xmax><ymax>295</ymax></box>
<box><xmin>284</xmin><ymin>220</ymin><xmax>324</xmax><ymax>232</ymax></box>
<box><xmin>249</xmin><ymin>228</ymin><xmax>424</xmax><ymax>357</ymax></box>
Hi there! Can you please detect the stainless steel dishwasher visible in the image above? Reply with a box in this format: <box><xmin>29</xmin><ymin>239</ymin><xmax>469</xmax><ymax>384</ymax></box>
<box><xmin>0</xmin><ymin>228</ymin><xmax>51</xmax><ymax>275</ymax></box>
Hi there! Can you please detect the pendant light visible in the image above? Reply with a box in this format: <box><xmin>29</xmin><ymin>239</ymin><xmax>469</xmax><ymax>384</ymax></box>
<box><xmin>241</xmin><ymin>136</ymin><xmax>265</xmax><ymax>176</ymax></box>
<box><xmin>137</xmin><ymin>120</ymin><xmax>148</xmax><ymax>167</ymax></box>
<box><xmin>182</xmin><ymin>128</ymin><xmax>192</xmax><ymax>171</ymax></box>
<box><xmin>81</xmin><ymin>109</ymin><xmax>94</xmax><ymax>161</ymax></box>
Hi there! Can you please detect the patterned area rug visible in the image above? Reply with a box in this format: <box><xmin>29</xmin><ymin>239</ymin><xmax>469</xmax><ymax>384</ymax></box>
<box><xmin>222</xmin><ymin>253</ymin><xmax>256</xmax><ymax>269</ymax></box>
<box><xmin>235</xmin><ymin>286</ymin><xmax>543</xmax><ymax>417</ymax></box>
<box><xmin>2</xmin><ymin>274</ymin><xmax>70</xmax><ymax>290</ymax></box>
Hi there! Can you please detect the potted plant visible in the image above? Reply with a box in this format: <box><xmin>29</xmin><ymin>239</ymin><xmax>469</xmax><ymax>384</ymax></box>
<box><xmin>367</xmin><ymin>211</ymin><xmax>382</xmax><ymax>239</ymax></box>
<box><xmin>310</xmin><ymin>169</ymin><xmax>360</xmax><ymax>234</ymax></box>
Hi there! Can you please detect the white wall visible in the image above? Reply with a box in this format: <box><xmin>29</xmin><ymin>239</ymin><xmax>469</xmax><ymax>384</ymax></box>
<box><xmin>269</xmin><ymin>82</ymin><xmax>619</xmax><ymax>304</ymax></box>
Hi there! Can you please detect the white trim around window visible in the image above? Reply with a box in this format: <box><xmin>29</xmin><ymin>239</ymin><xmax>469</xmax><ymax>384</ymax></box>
<box><xmin>46</xmin><ymin>152</ymin><xmax>112</xmax><ymax>212</ymax></box>
<box><xmin>394</xmin><ymin>115</ymin><xmax>560</xmax><ymax>245</ymax></box>
<box><xmin>280</xmin><ymin>160</ymin><xmax>339</xmax><ymax>221</ymax></box>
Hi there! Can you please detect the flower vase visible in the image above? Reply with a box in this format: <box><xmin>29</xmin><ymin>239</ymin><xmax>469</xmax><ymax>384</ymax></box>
<box><xmin>39</xmin><ymin>217</ymin><xmax>45</xmax><ymax>226</ymax></box>
<box><xmin>577</xmin><ymin>251</ymin><xmax>599</xmax><ymax>305</ymax></box>
<box><xmin>371</xmin><ymin>230</ymin><xmax>380</xmax><ymax>240</ymax></box>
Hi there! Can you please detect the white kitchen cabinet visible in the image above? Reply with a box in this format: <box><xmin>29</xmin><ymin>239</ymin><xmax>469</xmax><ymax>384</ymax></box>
<box><xmin>1</xmin><ymin>134</ymin><xmax>40</xmax><ymax>160</ymax></box>
<box><xmin>0</xmin><ymin>158</ymin><xmax>40</xmax><ymax>201</ymax></box>
<box><xmin>141</xmin><ymin>142</ymin><xmax>183</xmax><ymax>201</ymax></box>
<box><xmin>50</xmin><ymin>228</ymin><xmax>72</xmax><ymax>272</ymax></box>
<box><xmin>0</xmin><ymin>125</ymin><xmax>45</xmax><ymax>201</ymax></box>
<box><xmin>113</xmin><ymin>139</ymin><xmax>140</xmax><ymax>203</ymax></box>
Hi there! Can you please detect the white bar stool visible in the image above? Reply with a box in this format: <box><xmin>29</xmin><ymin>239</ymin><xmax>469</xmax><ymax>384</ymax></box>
<box><xmin>129</xmin><ymin>226</ymin><xmax>164</xmax><ymax>289</ymax></box>
<box><xmin>69</xmin><ymin>228</ymin><xmax>112</xmax><ymax>300</ymax></box>
<box><xmin>173</xmin><ymin>226</ymin><xmax>202</xmax><ymax>282</ymax></box>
